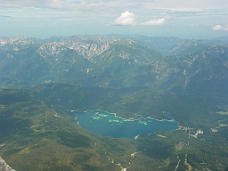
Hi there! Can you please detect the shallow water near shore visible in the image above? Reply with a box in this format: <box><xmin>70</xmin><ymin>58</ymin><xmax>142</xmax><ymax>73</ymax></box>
<box><xmin>74</xmin><ymin>110</ymin><xmax>179</xmax><ymax>139</ymax></box>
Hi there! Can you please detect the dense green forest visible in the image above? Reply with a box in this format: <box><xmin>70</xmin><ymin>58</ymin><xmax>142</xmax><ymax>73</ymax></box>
<box><xmin>0</xmin><ymin>36</ymin><xmax>228</xmax><ymax>170</ymax></box>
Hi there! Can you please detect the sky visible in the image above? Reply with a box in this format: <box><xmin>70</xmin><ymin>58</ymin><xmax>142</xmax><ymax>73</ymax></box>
<box><xmin>0</xmin><ymin>0</ymin><xmax>228</xmax><ymax>38</ymax></box>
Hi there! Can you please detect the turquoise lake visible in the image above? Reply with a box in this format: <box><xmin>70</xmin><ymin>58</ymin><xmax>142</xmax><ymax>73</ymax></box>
<box><xmin>74</xmin><ymin>110</ymin><xmax>179</xmax><ymax>139</ymax></box>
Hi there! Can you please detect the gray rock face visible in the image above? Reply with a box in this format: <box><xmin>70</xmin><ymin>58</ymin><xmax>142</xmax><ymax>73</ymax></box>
<box><xmin>0</xmin><ymin>157</ymin><xmax>16</xmax><ymax>171</ymax></box>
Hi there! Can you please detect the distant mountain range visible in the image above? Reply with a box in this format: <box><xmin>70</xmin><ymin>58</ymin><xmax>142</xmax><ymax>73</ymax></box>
<box><xmin>1</xmin><ymin>35</ymin><xmax>228</xmax><ymax>171</ymax></box>
<box><xmin>0</xmin><ymin>35</ymin><xmax>228</xmax><ymax>95</ymax></box>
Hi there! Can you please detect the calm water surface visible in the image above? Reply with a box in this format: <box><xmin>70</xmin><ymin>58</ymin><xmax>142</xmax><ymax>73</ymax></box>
<box><xmin>74</xmin><ymin>110</ymin><xmax>179</xmax><ymax>139</ymax></box>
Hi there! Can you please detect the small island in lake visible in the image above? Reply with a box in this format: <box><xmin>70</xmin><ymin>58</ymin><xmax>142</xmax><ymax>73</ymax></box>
<box><xmin>74</xmin><ymin>110</ymin><xmax>179</xmax><ymax>139</ymax></box>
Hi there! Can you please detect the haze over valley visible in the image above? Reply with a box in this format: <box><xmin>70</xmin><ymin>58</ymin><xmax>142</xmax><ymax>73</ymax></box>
<box><xmin>1</xmin><ymin>0</ymin><xmax>228</xmax><ymax>171</ymax></box>
<box><xmin>0</xmin><ymin>35</ymin><xmax>228</xmax><ymax>171</ymax></box>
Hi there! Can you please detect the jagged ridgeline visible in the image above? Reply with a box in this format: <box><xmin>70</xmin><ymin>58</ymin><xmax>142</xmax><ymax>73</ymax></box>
<box><xmin>0</xmin><ymin>36</ymin><xmax>228</xmax><ymax>95</ymax></box>
<box><xmin>0</xmin><ymin>35</ymin><xmax>228</xmax><ymax>171</ymax></box>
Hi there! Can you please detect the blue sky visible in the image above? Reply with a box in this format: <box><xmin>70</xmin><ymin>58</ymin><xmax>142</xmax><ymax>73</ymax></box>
<box><xmin>0</xmin><ymin>0</ymin><xmax>228</xmax><ymax>38</ymax></box>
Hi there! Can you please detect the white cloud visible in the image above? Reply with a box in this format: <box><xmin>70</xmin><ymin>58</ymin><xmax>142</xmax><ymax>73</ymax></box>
<box><xmin>212</xmin><ymin>24</ymin><xmax>228</xmax><ymax>31</ymax></box>
<box><xmin>46</xmin><ymin>0</ymin><xmax>63</xmax><ymax>9</ymax></box>
<box><xmin>1</xmin><ymin>0</ymin><xmax>228</xmax><ymax>38</ymax></box>
<box><xmin>164</xmin><ymin>8</ymin><xmax>202</xmax><ymax>12</ymax></box>
<box><xmin>113</xmin><ymin>11</ymin><xmax>136</xmax><ymax>26</ymax></box>
<box><xmin>143</xmin><ymin>0</ymin><xmax>228</xmax><ymax>11</ymax></box>
<box><xmin>0</xmin><ymin>0</ymin><xmax>65</xmax><ymax>9</ymax></box>
<box><xmin>140</xmin><ymin>18</ymin><xmax>166</xmax><ymax>26</ymax></box>
<box><xmin>0</xmin><ymin>0</ymin><xmax>135</xmax><ymax>11</ymax></box>
<box><xmin>113</xmin><ymin>11</ymin><xmax>167</xmax><ymax>26</ymax></box>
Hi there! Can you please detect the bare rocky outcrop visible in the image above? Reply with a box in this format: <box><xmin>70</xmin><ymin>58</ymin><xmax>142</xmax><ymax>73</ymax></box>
<box><xmin>0</xmin><ymin>157</ymin><xmax>16</xmax><ymax>171</ymax></box>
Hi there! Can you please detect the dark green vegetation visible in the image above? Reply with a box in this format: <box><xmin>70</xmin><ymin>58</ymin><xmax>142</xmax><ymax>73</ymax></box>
<box><xmin>0</xmin><ymin>35</ymin><xmax>228</xmax><ymax>171</ymax></box>
<box><xmin>1</xmin><ymin>36</ymin><xmax>228</xmax><ymax>95</ymax></box>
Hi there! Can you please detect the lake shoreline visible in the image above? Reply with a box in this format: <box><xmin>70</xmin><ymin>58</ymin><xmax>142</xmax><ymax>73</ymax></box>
<box><xmin>73</xmin><ymin>109</ymin><xmax>180</xmax><ymax>139</ymax></box>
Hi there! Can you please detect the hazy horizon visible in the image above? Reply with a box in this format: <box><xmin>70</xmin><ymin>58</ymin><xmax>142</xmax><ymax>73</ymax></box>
<box><xmin>0</xmin><ymin>0</ymin><xmax>228</xmax><ymax>39</ymax></box>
